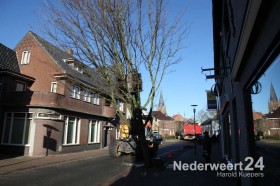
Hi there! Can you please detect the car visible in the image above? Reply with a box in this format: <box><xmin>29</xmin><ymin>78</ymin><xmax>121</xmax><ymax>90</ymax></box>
<box><xmin>152</xmin><ymin>132</ymin><xmax>163</xmax><ymax>144</ymax></box>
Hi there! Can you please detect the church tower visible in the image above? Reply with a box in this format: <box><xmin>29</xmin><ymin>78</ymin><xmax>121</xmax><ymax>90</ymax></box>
<box><xmin>268</xmin><ymin>82</ymin><xmax>280</xmax><ymax>112</ymax></box>
<box><xmin>157</xmin><ymin>91</ymin><xmax>166</xmax><ymax>114</ymax></box>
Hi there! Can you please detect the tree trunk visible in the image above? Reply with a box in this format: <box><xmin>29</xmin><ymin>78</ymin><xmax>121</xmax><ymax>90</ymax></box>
<box><xmin>133</xmin><ymin>107</ymin><xmax>153</xmax><ymax>167</ymax></box>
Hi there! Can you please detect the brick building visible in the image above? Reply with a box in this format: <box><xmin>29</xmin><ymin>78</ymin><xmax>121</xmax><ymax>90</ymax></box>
<box><xmin>152</xmin><ymin>111</ymin><xmax>174</xmax><ymax>136</ymax></box>
<box><xmin>0</xmin><ymin>32</ymin><xmax>123</xmax><ymax>156</ymax></box>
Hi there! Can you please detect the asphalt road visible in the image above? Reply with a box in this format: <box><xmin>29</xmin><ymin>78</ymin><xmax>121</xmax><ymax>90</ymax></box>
<box><xmin>255</xmin><ymin>140</ymin><xmax>280</xmax><ymax>185</ymax></box>
<box><xmin>0</xmin><ymin>140</ymin><xmax>188</xmax><ymax>186</ymax></box>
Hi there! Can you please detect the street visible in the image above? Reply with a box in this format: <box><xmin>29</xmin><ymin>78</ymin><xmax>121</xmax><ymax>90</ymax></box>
<box><xmin>1</xmin><ymin>140</ymin><xmax>279</xmax><ymax>186</ymax></box>
<box><xmin>0</xmin><ymin>140</ymin><xmax>187</xmax><ymax>186</ymax></box>
<box><xmin>255</xmin><ymin>140</ymin><xmax>280</xmax><ymax>186</ymax></box>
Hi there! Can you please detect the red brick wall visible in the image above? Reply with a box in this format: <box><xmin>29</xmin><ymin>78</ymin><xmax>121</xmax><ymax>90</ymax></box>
<box><xmin>16</xmin><ymin>33</ymin><xmax>64</xmax><ymax>94</ymax></box>
<box><xmin>32</xmin><ymin>119</ymin><xmax>63</xmax><ymax>156</ymax></box>
<box><xmin>80</xmin><ymin>118</ymin><xmax>89</xmax><ymax>144</ymax></box>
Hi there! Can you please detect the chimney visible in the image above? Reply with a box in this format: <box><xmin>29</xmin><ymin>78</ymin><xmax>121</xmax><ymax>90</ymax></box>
<box><xmin>66</xmin><ymin>49</ymin><xmax>74</xmax><ymax>56</ymax></box>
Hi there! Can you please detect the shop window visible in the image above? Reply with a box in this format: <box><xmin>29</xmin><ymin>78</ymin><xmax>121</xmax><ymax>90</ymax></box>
<box><xmin>2</xmin><ymin>112</ymin><xmax>32</xmax><ymax>145</ymax></box>
<box><xmin>252</xmin><ymin>54</ymin><xmax>280</xmax><ymax>139</ymax></box>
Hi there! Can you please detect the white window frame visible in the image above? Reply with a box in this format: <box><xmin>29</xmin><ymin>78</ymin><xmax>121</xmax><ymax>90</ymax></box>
<box><xmin>116</xmin><ymin>128</ymin><xmax>120</xmax><ymax>139</ymax></box>
<box><xmin>51</xmin><ymin>82</ymin><xmax>57</xmax><ymax>93</ymax></box>
<box><xmin>63</xmin><ymin>116</ymin><xmax>80</xmax><ymax>145</ymax></box>
<box><xmin>16</xmin><ymin>82</ymin><xmax>26</xmax><ymax>92</ymax></box>
<box><xmin>88</xmin><ymin>120</ymin><xmax>101</xmax><ymax>143</ymax></box>
<box><xmin>37</xmin><ymin>112</ymin><xmax>62</xmax><ymax>120</ymax></box>
<box><xmin>70</xmin><ymin>85</ymin><xmax>80</xmax><ymax>99</ymax></box>
<box><xmin>21</xmin><ymin>50</ymin><xmax>31</xmax><ymax>64</ymax></box>
<box><xmin>92</xmin><ymin>93</ymin><xmax>100</xmax><ymax>105</ymax></box>
<box><xmin>1</xmin><ymin>112</ymin><xmax>32</xmax><ymax>146</ymax></box>
<box><xmin>117</xmin><ymin>99</ymin><xmax>124</xmax><ymax>112</ymax></box>
<box><xmin>83</xmin><ymin>89</ymin><xmax>90</xmax><ymax>102</ymax></box>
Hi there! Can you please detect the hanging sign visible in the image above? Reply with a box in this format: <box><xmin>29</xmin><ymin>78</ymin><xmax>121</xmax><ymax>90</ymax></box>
<box><xmin>207</xmin><ymin>91</ymin><xmax>217</xmax><ymax>110</ymax></box>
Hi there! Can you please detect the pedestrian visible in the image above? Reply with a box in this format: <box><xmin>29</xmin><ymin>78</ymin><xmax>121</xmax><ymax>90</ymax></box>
<box><xmin>202</xmin><ymin>131</ymin><xmax>212</xmax><ymax>163</ymax></box>
<box><xmin>211</xmin><ymin>134</ymin><xmax>217</xmax><ymax>145</ymax></box>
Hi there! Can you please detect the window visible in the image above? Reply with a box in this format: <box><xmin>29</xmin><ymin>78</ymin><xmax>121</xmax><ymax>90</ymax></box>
<box><xmin>16</xmin><ymin>82</ymin><xmax>25</xmax><ymax>91</ymax></box>
<box><xmin>92</xmin><ymin>93</ymin><xmax>100</xmax><ymax>105</ymax></box>
<box><xmin>2</xmin><ymin>112</ymin><xmax>32</xmax><ymax>145</ymax></box>
<box><xmin>37</xmin><ymin>112</ymin><xmax>61</xmax><ymax>120</ymax></box>
<box><xmin>116</xmin><ymin>128</ymin><xmax>120</xmax><ymax>139</ymax></box>
<box><xmin>66</xmin><ymin>61</ymin><xmax>83</xmax><ymax>73</ymax></box>
<box><xmin>117</xmin><ymin>99</ymin><xmax>124</xmax><ymax>112</ymax></box>
<box><xmin>21</xmin><ymin>51</ymin><xmax>31</xmax><ymax>64</ymax></box>
<box><xmin>252</xmin><ymin>54</ymin><xmax>280</xmax><ymax>138</ymax></box>
<box><xmin>63</xmin><ymin>116</ymin><xmax>80</xmax><ymax>145</ymax></box>
<box><xmin>88</xmin><ymin>120</ymin><xmax>100</xmax><ymax>143</ymax></box>
<box><xmin>83</xmin><ymin>90</ymin><xmax>90</xmax><ymax>102</ymax></box>
<box><xmin>70</xmin><ymin>85</ymin><xmax>80</xmax><ymax>99</ymax></box>
<box><xmin>51</xmin><ymin>82</ymin><xmax>57</xmax><ymax>93</ymax></box>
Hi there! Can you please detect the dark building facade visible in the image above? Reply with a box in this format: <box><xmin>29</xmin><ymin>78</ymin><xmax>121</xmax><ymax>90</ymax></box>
<box><xmin>0</xmin><ymin>43</ymin><xmax>35</xmax><ymax>155</ymax></box>
<box><xmin>212</xmin><ymin>0</ymin><xmax>280</xmax><ymax>185</ymax></box>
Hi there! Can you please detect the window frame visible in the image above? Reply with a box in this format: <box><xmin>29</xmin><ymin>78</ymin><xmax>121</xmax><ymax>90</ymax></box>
<box><xmin>1</xmin><ymin>112</ymin><xmax>32</xmax><ymax>146</ymax></box>
<box><xmin>92</xmin><ymin>92</ymin><xmax>100</xmax><ymax>105</ymax></box>
<box><xmin>15</xmin><ymin>81</ymin><xmax>26</xmax><ymax>92</ymax></box>
<box><xmin>70</xmin><ymin>85</ymin><xmax>80</xmax><ymax>99</ymax></box>
<box><xmin>21</xmin><ymin>50</ymin><xmax>31</xmax><ymax>64</ymax></box>
<box><xmin>51</xmin><ymin>82</ymin><xmax>57</xmax><ymax>93</ymax></box>
<box><xmin>88</xmin><ymin>120</ymin><xmax>101</xmax><ymax>143</ymax></box>
<box><xmin>117</xmin><ymin>99</ymin><xmax>124</xmax><ymax>112</ymax></box>
<box><xmin>37</xmin><ymin>112</ymin><xmax>62</xmax><ymax>120</ymax></box>
<box><xmin>82</xmin><ymin>89</ymin><xmax>91</xmax><ymax>103</ymax></box>
<box><xmin>63</xmin><ymin>116</ymin><xmax>80</xmax><ymax>145</ymax></box>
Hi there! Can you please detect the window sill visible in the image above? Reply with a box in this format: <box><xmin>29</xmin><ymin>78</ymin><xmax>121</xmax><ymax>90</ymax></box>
<box><xmin>1</xmin><ymin>143</ymin><xmax>30</xmax><ymax>147</ymax></box>
<box><xmin>62</xmin><ymin>143</ymin><xmax>80</xmax><ymax>146</ymax></box>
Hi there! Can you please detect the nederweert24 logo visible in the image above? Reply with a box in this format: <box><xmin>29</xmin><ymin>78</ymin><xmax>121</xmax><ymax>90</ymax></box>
<box><xmin>173</xmin><ymin>157</ymin><xmax>265</xmax><ymax>178</ymax></box>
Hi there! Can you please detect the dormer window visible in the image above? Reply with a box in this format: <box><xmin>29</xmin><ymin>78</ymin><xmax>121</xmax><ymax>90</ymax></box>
<box><xmin>63</xmin><ymin>58</ymin><xmax>84</xmax><ymax>73</ymax></box>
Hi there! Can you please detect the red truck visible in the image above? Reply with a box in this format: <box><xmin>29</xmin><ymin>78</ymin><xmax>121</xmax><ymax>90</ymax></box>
<box><xmin>183</xmin><ymin>124</ymin><xmax>202</xmax><ymax>140</ymax></box>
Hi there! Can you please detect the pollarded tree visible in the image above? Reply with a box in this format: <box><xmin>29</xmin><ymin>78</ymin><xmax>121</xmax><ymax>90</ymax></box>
<box><xmin>42</xmin><ymin>0</ymin><xmax>188</xmax><ymax>167</ymax></box>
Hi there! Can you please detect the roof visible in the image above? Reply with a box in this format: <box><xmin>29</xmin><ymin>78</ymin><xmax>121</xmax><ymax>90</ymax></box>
<box><xmin>265</xmin><ymin>107</ymin><xmax>280</xmax><ymax>119</ymax></box>
<box><xmin>27</xmin><ymin>32</ymin><xmax>102</xmax><ymax>89</ymax></box>
<box><xmin>253</xmin><ymin>112</ymin><xmax>264</xmax><ymax>120</ymax></box>
<box><xmin>200</xmin><ymin>118</ymin><xmax>212</xmax><ymax>126</ymax></box>
<box><xmin>0</xmin><ymin>43</ymin><xmax>20</xmax><ymax>73</ymax></box>
<box><xmin>172</xmin><ymin>113</ymin><xmax>185</xmax><ymax>122</ymax></box>
<box><xmin>152</xmin><ymin>111</ymin><xmax>173</xmax><ymax>121</ymax></box>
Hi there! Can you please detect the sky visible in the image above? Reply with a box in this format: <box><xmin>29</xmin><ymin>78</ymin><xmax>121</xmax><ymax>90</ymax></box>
<box><xmin>0</xmin><ymin>0</ymin><xmax>215</xmax><ymax>119</ymax></box>
<box><xmin>252</xmin><ymin>54</ymin><xmax>280</xmax><ymax>114</ymax></box>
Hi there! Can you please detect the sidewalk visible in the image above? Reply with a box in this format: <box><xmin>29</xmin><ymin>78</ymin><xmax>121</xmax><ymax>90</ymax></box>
<box><xmin>0</xmin><ymin>148</ymin><xmax>108</xmax><ymax>175</ymax></box>
<box><xmin>0</xmin><ymin>141</ymin><xmax>232</xmax><ymax>186</ymax></box>
<box><xmin>0</xmin><ymin>139</ymin><xmax>177</xmax><ymax>175</ymax></box>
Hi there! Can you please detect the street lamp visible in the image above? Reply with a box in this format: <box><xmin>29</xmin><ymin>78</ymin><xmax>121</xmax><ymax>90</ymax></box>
<box><xmin>191</xmin><ymin>104</ymin><xmax>198</xmax><ymax>153</ymax></box>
